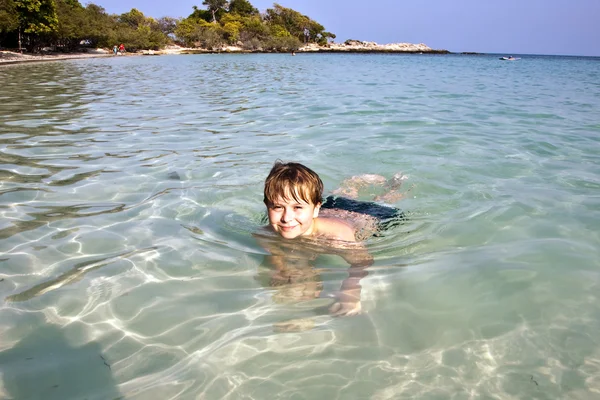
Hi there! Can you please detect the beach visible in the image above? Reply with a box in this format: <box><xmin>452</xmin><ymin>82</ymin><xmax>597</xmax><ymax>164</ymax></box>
<box><xmin>0</xmin><ymin>49</ymin><xmax>118</xmax><ymax>66</ymax></box>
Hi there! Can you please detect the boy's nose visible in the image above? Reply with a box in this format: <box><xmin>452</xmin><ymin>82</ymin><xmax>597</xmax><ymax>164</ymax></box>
<box><xmin>281</xmin><ymin>209</ymin><xmax>293</xmax><ymax>222</ymax></box>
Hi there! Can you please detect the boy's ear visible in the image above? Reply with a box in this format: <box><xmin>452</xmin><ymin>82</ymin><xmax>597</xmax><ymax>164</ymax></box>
<box><xmin>313</xmin><ymin>202</ymin><xmax>322</xmax><ymax>218</ymax></box>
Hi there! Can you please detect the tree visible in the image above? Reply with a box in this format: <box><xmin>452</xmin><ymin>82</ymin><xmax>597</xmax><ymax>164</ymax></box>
<box><xmin>14</xmin><ymin>0</ymin><xmax>58</xmax><ymax>51</ymax></box>
<box><xmin>264</xmin><ymin>3</ymin><xmax>310</xmax><ymax>43</ymax></box>
<box><xmin>81</xmin><ymin>3</ymin><xmax>116</xmax><ymax>48</ymax></box>
<box><xmin>118</xmin><ymin>23</ymin><xmax>166</xmax><ymax>51</ymax></box>
<box><xmin>269</xmin><ymin>23</ymin><xmax>289</xmax><ymax>38</ymax></box>
<box><xmin>265</xmin><ymin>35</ymin><xmax>300</xmax><ymax>51</ymax></box>
<box><xmin>237</xmin><ymin>14</ymin><xmax>267</xmax><ymax>43</ymax></box>
<box><xmin>220</xmin><ymin>13</ymin><xmax>242</xmax><ymax>44</ymax></box>
<box><xmin>15</xmin><ymin>0</ymin><xmax>58</xmax><ymax>34</ymax></box>
<box><xmin>2</xmin><ymin>0</ymin><xmax>334</xmax><ymax>52</ymax></box>
<box><xmin>54</xmin><ymin>0</ymin><xmax>86</xmax><ymax>49</ymax></box>
<box><xmin>305</xmin><ymin>19</ymin><xmax>324</xmax><ymax>42</ymax></box>
<box><xmin>0</xmin><ymin>0</ymin><xmax>19</xmax><ymax>34</ymax></box>
<box><xmin>228</xmin><ymin>0</ymin><xmax>257</xmax><ymax>16</ymax></box>
<box><xmin>118</xmin><ymin>8</ymin><xmax>145</xmax><ymax>28</ymax></box>
<box><xmin>110</xmin><ymin>8</ymin><xmax>170</xmax><ymax>50</ymax></box>
<box><xmin>157</xmin><ymin>16</ymin><xmax>178</xmax><ymax>36</ymax></box>
<box><xmin>320</xmin><ymin>31</ymin><xmax>335</xmax><ymax>45</ymax></box>
<box><xmin>202</xmin><ymin>0</ymin><xmax>227</xmax><ymax>23</ymax></box>
<box><xmin>188</xmin><ymin>5</ymin><xmax>212</xmax><ymax>23</ymax></box>
<box><xmin>174</xmin><ymin>17</ymin><xmax>210</xmax><ymax>47</ymax></box>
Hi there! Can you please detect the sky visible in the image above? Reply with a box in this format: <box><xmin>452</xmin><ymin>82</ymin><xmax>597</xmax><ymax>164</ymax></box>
<box><xmin>91</xmin><ymin>0</ymin><xmax>600</xmax><ymax>56</ymax></box>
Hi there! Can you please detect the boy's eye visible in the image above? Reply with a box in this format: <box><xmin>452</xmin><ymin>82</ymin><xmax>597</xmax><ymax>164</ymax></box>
<box><xmin>294</xmin><ymin>206</ymin><xmax>303</xmax><ymax>210</ymax></box>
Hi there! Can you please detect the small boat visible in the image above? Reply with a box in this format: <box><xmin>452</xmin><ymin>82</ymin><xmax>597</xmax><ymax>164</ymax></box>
<box><xmin>499</xmin><ymin>56</ymin><xmax>520</xmax><ymax>61</ymax></box>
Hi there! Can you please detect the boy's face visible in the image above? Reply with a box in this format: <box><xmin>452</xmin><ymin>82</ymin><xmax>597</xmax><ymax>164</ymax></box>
<box><xmin>266</xmin><ymin>195</ymin><xmax>321</xmax><ymax>240</ymax></box>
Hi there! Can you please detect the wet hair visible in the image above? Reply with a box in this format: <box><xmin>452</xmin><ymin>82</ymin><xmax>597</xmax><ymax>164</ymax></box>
<box><xmin>263</xmin><ymin>161</ymin><xmax>323</xmax><ymax>206</ymax></box>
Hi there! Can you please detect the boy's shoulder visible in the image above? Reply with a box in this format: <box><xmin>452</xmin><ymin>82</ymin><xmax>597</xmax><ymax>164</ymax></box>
<box><xmin>318</xmin><ymin>208</ymin><xmax>381</xmax><ymax>242</ymax></box>
<box><xmin>315</xmin><ymin>216</ymin><xmax>357</xmax><ymax>242</ymax></box>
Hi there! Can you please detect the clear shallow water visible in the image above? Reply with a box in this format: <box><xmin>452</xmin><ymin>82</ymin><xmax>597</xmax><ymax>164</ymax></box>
<box><xmin>1</xmin><ymin>53</ymin><xmax>600</xmax><ymax>399</ymax></box>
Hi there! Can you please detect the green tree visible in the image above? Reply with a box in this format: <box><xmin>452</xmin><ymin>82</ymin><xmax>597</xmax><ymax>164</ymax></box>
<box><xmin>13</xmin><ymin>0</ymin><xmax>58</xmax><ymax>50</ymax></box>
<box><xmin>173</xmin><ymin>18</ymin><xmax>196</xmax><ymax>46</ymax></box>
<box><xmin>2</xmin><ymin>0</ymin><xmax>334</xmax><ymax>52</ymax></box>
<box><xmin>264</xmin><ymin>3</ymin><xmax>310</xmax><ymax>42</ymax></box>
<box><xmin>173</xmin><ymin>17</ymin><xmax>210</xmax><ymax>47</ymax></box>
<box><xmin>173</xmin><ymin>1</ymin><xmax>334</xmax><ymax>51</ymax></box>
<box><xmin>118</xmin><ymin>8</ymin><xmax>145</xmax><ymax>28</ymax></box>
<box><xmin>110</xmin><ymin>8</ymin><xmax>169</xmax><ymax>50</ymax></box>
<box><xmin>322</xmin><ymin>31</ymin><xmax>335</xmax><ymax>43</ymax></box>
<box><xmin>157</xmin><ymin>16</ymin><xmax>178</xmax><ymax>36</ymax></box>
<box><xmin>269</xmin><ymin>23</ymin><xmax>290</xmax><ymax>38</ymax></box>
<box><xmin>265</xmin><ymin>35</ymin><xmax>300</xmax><ymax>51</ymax></box>
<box><xmin>202</xmin><ymin>0</ymin><xmax>227</xmax><ymax>23</ymax></box>
<box><xmin>228</xmin><ymin>0</ymin><xmax>257</xmax><ymax>16</ymax></box>
<box><xmin>81</xmin><ymin>3</ymin><xmax>116</xmax><ymax>48</ymax></box>
<box><xmin>188</xmin><ymin>5</ymin><xmax>212</xmax><ymax>23</ymax></box>
<box><xmin>220</xmin><ymin>13</ymin><xmax>242</xmax><ymax>44</ymax></box>
<box><xmin>15</xmin><ymin>0</ymin><xmax>58</xmax><ymax>34</ymax></box>
<box><xmin>305</xmin><ymin>19</ymin><xmax>333</xmax><ymax>44</ymax></box>
<box><xmin>54</xmin><ymin>0</ymin><xmax>86</xmax><ymax>49</ymax></box>
<box><xmin>198</xmin><ymin>25</ymin><xmax>224</xmax><ymax>48</ymax></box>
<box><xmin>237</xmin><ymin>14</ymin><xmax>266</xmax><ymax>42</ymax></box>
<box><xmin>0</xmin><ymin>0</ymin><xmax>19</xmax><ymax>34</ymax></box>
<box><xmin>118</xmin><ymin>23</ymin><xmax>166</xmax><ymax>51</ymax></box>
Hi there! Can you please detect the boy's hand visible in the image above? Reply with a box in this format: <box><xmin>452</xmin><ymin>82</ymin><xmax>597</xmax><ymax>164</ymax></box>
<box><xmin>329</xmin><ymin>290</ymin><xmax>362</xmax><ymax>317</ymax></box>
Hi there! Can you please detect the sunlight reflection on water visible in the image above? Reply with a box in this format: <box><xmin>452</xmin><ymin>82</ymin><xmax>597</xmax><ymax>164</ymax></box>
<box><xmin>1</xmin><ymin>53</ymin><xmax>600</xmax><ymax>399</ymax></box>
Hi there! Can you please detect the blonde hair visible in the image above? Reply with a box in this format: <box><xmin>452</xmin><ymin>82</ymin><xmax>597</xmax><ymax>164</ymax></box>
<box><xmin>263</xmin><ymin>161</ymin><xmax>323</xmax><ymax>206</ymax></box>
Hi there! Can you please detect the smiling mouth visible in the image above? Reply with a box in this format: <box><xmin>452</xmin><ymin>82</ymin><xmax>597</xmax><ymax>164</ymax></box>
<box><xmin>280</xmin><ymin>225</ymin><xmax>297</xmax><ymax>231</ymax></box>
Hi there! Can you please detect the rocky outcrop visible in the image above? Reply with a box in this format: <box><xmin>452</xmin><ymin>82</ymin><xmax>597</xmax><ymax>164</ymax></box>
<box><xmin>165</xmin><ymin>41</ymin><xmax>450</xmax><ymax>55</ymax></box>
<box><xmin>299</xmin><ymin>41</ymin><xmax>449</xmax><ymax>54</ymax></box>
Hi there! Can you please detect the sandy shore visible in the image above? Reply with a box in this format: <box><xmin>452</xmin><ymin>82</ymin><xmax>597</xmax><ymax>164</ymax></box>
<box><xmin>0</xmin><ymin>49</ymin><xmax>122</xmax><ymax>66</ymax></box>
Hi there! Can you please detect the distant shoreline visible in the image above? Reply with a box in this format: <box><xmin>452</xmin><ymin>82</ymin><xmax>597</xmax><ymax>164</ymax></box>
<box><xmin>1</xmin><ymin>41</ymin><xmax>454</xmax><ymax>66</ymax></box>
<box><xmin>181</xmin><ymin>49</ymin><xmax>451</xmax><ymax>55</ymax></box>
<box><xmin>182</xmin><ymin>41</ymin><xmax>451</xmax><ymax>55</ymax></box>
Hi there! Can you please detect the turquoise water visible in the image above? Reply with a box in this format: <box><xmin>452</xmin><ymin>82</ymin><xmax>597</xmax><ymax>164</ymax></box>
<box><xmin>1</xmin><ymin>53</ymin><xmax>600</xmax><ymax>399</ymax></box>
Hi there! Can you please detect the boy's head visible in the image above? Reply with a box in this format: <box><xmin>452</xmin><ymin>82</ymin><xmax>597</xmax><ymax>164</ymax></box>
<box><xmin>263</xmin><ymin>161</ymin><xmax>323</xmax><ymax>207</ymax></box>
<box><xmin>264</xmin><ymin>161</ymin><xmax>324</xmax><ymax>239</ymax></box>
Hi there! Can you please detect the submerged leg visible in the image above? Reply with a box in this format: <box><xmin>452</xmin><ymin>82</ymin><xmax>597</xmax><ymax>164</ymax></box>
<box><xmin>332</xmin><ymin>174</ymin><xmax>387</xmax><ymax>199</ymax></box>
<box><xmin>374</xmin><ymin>173</ymin><xmax>409</xmax><ymax>202</ymax></box>
<box><xmin>386</xmin><ymin>172</ymin><xmax>407</xmax><ymax>191</ymax></box>
<box><xmin>333</xmin><ymin>172</ymin><xmax>408</xmax><ymax>203</ymax></box>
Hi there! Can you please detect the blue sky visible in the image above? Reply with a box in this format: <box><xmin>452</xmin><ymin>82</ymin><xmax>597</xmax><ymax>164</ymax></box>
<box><xmin>91</xmin><ymin>0</ymin><xmax>600</xmax><ymax>56</ymax></box>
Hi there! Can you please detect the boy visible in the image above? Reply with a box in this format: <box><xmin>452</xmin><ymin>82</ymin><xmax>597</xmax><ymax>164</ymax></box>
<box><xmin>258</xmin><ymin>161</ymin><xmax>405</xmax><ymax>316</ymax></box>
<box><xmin>263</xmin><ymin>161</ymin><xmax>404</xmax><ymax>242</ymax></box>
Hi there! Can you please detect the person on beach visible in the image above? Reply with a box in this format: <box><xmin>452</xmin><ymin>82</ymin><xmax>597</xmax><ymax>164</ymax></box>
<box><xmin>113</xmin><ymin>45</ymin><xmax>118</xmax><ymax>55</ymax></box>
<box><xmin>255</xmin><ymin>161</ymin><xmax>407</xmax><ymax>317</ymax></box>
<box><xmin>118</xmin><ymin>43</ymin><xmax>125</xmax><ymax>53</ymax></box>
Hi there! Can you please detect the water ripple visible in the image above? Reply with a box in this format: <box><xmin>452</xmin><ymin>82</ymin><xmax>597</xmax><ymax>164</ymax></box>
<box><xmin>1</xmin><ymin>54</ymin><xmax>599</xmax><ymax>399</ymax></box>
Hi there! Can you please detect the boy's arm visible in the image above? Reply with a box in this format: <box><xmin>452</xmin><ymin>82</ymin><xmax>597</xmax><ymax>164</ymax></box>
<box><xmin>330</xmin><ymin>245</ymin><xmax>373</xmax><ymax>316</ymax></box>
<box><xmin>253</xmin><ymin>233</ymin><xmax>290</xmax><ymax>270</ymax></box>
